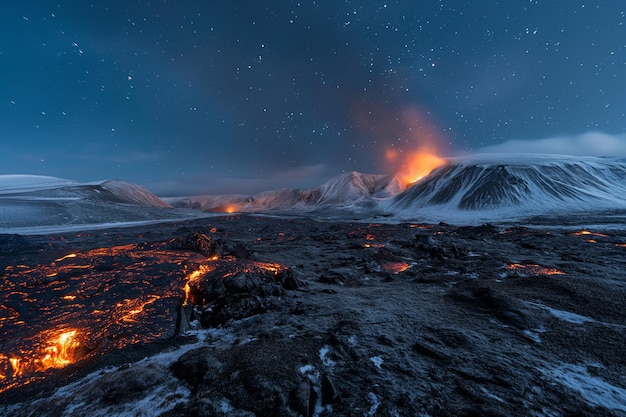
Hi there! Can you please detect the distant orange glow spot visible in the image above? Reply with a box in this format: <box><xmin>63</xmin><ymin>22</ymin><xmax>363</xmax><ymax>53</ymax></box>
<box><xmin>61</xmin><ymin>295</ymin><xmax>76</xmax><ymax>301</ymax></box>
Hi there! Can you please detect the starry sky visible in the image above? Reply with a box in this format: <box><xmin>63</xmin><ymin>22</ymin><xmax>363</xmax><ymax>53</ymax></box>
<box><xmin>1</xmin><ymin>1</ymin><xmax>625</xmax><ymax>196</ymax></box>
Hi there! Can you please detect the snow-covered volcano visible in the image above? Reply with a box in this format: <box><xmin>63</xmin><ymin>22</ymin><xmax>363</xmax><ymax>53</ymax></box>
<box><xmin>390</xmin><ymin>154</ymin><xmax>626</xmax><ymax>222</ymax></box>
<box><xmin>168</xmin><ymin>154</ymin><xmax>626</xmax><ymax>223</ymax></box>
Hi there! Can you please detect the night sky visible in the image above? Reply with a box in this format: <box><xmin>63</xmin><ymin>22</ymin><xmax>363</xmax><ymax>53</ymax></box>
<box><xmin>2</xmin><ymin>1</ymin><xmax>625</xmax><ymax>196</ymax></box>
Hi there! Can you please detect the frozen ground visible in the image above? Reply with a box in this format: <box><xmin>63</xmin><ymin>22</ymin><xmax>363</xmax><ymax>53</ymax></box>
<box><xmin>1</xmin><ymin>214</ymin><xmax>625</xmax><ymax>416</ymax></box>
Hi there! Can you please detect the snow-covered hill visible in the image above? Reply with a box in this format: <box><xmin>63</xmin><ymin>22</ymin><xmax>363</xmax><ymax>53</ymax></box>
<box><xmin>0</xmin><ymin>175</ymin><xmax>207</xmax><ymax>234</ymax></box>
<box><xmin>0</xmin><ymin>175</ymin><xmax>170</xmax><ymax>208</ymax></box>
<box><xmin>389</xmin><ymin>154</ymin><xmax>626</xmax><ymax>222</ymax></box>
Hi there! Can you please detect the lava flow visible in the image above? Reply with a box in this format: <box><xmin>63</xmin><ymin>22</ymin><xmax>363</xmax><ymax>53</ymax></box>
<box><xmin>0</xmin><ymin>241</ymin><xmax>208</xmax><ymax>394</ymax></box>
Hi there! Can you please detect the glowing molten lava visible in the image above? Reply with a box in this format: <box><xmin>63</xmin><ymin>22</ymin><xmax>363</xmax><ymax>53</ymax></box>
<box><xmin>40</xmin><ymin>329</ymin><xmax>80</xmax><ymax>370</ymax></box>
<box><xmin>380</xmin><ymin>262</ymin><xmax>412</xmax><ymax>274</ymax></box>
<box><xmin>507</xmin><ymin>263</ymin><xmax>565</xmax><ymax>277</ymax></box>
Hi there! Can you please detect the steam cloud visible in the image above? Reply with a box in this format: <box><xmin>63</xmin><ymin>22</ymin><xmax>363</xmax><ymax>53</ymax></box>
<box><xmin>479</xmin><ymin>132</ymin><xmax>626</xmax><ymax>157</ymax></box>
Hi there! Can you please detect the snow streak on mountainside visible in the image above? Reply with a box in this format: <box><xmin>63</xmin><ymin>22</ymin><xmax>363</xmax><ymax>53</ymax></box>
<box><xmin>390</xmin><ymin>154</ymin><xmax>626</xmax><ymax>220</ymax></box>
<box><xmin>166</xmin><ymin>172</ymin><xmax>401</xmax><ymax>212</ymax></box>
<box><xmin>98</xmin><ymin>180</ymin><xmax>171</xmax><ymax>208</ymax></box>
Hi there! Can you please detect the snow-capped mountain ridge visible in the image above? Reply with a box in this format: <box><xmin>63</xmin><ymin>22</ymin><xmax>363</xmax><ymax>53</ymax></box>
<box><xmin>167</xmin><ymin>171</ymin><xmax>401</xmax><ymax>212</ymax></box>
<box><xmin>391</xmin><ymin>154</ymin><xmax>626</xmax><ymax>218</ymax></box>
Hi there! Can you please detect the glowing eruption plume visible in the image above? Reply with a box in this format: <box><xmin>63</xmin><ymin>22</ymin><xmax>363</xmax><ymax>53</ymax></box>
<box><xmin>387</xmin><ymin>149</ymin><xmax>445</xmax><ymax>186</ymax></box>
<box><xmin>378</xmin><ymin>106</ymin><xmax>448</xmax><ymax>187</ymax></box>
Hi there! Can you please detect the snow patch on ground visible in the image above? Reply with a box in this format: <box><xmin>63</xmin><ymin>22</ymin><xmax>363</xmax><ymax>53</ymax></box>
<box><xmin>370</xmin><ymin>356</ymin><xmax>384</xmax><ymax>369</ymax></box>
<box><xmin>544</xmin><ymin>306</ymin><xmax>594</xmax><ymax>325</ymax></box>
<box><xmin>319</xmin><ymin>345</ymin><xmax>336</xmax><ymax>367</ymax></box>
<box><xmin>366</xmin><ymin>392</ymin><xmax>380</xmax><ymax>416</ymax></box>
<box><xmin>298</xmin><ymin>364</ymin><xmax>333</xmax><ymax>417</ymax></box>
<box><xmin>542</xmin><ymin>363</ymin><xmax>626</xmax><ymax>413</ymax></box>
<box><xmin>523</xmin><ymin>324</ymin><xmax>545</xmax><ymax>343</ymax></box>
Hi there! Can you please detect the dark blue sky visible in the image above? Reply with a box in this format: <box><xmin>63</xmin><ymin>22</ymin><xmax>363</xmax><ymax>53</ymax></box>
<box><xmin>1</xmin><ymin>1</ymin><xmax>625</xmax><ymax>195</ymax></box>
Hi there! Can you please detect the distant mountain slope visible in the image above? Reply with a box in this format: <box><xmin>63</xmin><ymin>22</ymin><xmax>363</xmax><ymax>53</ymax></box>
<box><xmin>167</xmin><ymin>172</ymin><xmax>401</xmax><ymax>212</ymax></box>
<box><xmin>391</xmin><ymin>154</ymin><xmax>626</xmax><ymax>217</ymax></box>
<box><xmin>99</xmin><ymin>180</ymin><xmax>171</xmax><ymax>208</ymax></box>
<box><xmin>0</xmin><ymin>175</ymin><xmax>204</xmax><ymax>234</ymax></box>
<box><xmin>0</xmin><ymin>175</ymin><xmax>170</xmax><ymax>208</ymax></box>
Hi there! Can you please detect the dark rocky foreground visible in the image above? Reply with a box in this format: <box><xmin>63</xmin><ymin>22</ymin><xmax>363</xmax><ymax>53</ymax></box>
<box><xmin>1</xmin><ymin>214</ymin><xmax>625</xmax><ymax>416</ymax></box>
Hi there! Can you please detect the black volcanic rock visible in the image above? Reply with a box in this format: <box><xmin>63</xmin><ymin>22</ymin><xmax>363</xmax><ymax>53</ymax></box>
<box><xmin>169</xmin><ymin>232</ymin><xmax>219</xmax><ymax>255</ymax></box>
<box><xmin>0</xmin><ymin>234</ymin><xmax>39</xmax><ymax>255</ymax></box>
<box><xmin>185</xmin><ymin>257</ymin><xmax>295</xmax><ymax>327</ymax></box>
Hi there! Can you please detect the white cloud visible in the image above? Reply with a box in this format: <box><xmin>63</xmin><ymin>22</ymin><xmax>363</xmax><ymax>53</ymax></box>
<box><xmin>479</xmin><ymin>132</ymin><xmax>626</xmax><ymax>157</ymax></box>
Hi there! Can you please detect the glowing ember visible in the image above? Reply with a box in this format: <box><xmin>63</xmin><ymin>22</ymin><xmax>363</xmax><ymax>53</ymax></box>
<box><xmin>121</xmin><ymin>295</ymin><xmax>162</xmax><ymax>322</ymax></box>
<box><xmin>54</xmin><ymin>253</ymin><xmax>78</xmax><ymax>262</ymax></box>
<box><xmin>254</xmin><ymin>261</ymin><xmax>283</xmax><ymax>275</ymax></box>
<box><xmin>380</xmin><ymin>262</ymin><xmax>412</xmax><ymax>274</ymax></box>
<box><xmin>184</xmin><ymin>263</ymin><xmax>218</xmax><ymax>303</ymax></box>
<box><xmin>363</xmin><ymin>243</ymin><xmax>386</xmax><ymax>248</ymax></box>
<box><xmin>572</xmin><ymin>230</ymin><xmax>608</xmax><ymax>238</ymax></box>
<box><xmin>507</xmin><ymin>263</ymin><xmax>565</xmax><ymax>276</ymax></box>
<box><xmin>39</xmin><ymin>329</ymin><xmax>80</xmax><ymax>370</ymax></box>
<box><xmin>9</xmin><ymin>358</ymin><xmax>23</xmax><ymax>377</ymax></box>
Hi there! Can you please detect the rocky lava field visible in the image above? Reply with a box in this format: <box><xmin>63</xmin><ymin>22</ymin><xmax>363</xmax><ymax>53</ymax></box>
<box><xmin>1</xmin><ymin>214</ymin><xmax>625</xmax><ymax>416</ymax></box>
